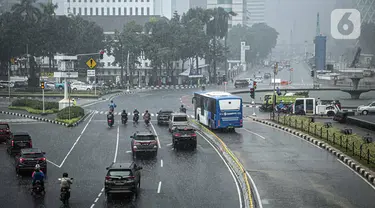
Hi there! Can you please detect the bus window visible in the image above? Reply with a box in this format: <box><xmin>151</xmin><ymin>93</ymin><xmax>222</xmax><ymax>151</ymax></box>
<box><xmin>218</xmin><ymin>99</ymin><xmax>241</xmax><ymax>110</ymax></box>
<box><xmin>295</xmin><ymin>99</ymin><xmax>304</xmax><ymax>107</ymax></box>
<box><xmin>208</xmin><ymin>99</ymin><xmax>216</xmax><ymax>119</ymax></box>
<box><xmin>200</xmin><ymin>97</ymin><xmax>204</xmax><ymax>115</ymax></box>
<box><xmin>306</xmin><ymin>99</ymin><xmax>314</xmax><ymax>113</ymax></box>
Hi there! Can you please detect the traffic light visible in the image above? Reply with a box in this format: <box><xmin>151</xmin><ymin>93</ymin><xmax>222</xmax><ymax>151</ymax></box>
<box><xmin>99</xmin><ymin>50</ymin><xmax>104</xmax><ymax>59</ymax></box>
<box><xmin>250</xmin><ymin>88</ymin><xmax>255</xmax><ymax>99</ymax></box>
<box><xmin>253</xmin><ymin>81</ymin><xmax>257</xmax><ymax>89</ymax></box>
<box><xmin>41</xmin><ymin>81</ymin><xmax>45</xmax><ymax>89</ymax></box>
<box><xmin>310</xmin><ymin>70</ymin><xmax>315</xmax><ymax>77</ymax></box>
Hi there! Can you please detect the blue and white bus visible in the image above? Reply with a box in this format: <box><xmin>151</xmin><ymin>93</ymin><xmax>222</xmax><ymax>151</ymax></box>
<box><xmin>192</xmin><ymin>91</ymin><xmax>243</xmax><ymax>130</ymax></box>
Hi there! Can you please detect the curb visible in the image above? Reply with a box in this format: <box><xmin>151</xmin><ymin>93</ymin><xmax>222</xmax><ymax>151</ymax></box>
<box><xmin>0</xmin><ymin>110</ymin><xmax>68</xmax><ymax>127</ymax></box>
<box><xmin>0</xmin><ymin>110</ymin><xmax>92</xmax><ymax>128</ymax></box>
<box><xmin>251</xmin><ymin>117</ymin><xmax>375</xmax><ymax>186</ymax></box>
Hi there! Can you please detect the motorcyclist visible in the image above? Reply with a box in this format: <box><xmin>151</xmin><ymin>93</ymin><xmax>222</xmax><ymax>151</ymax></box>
<box><xmin>143</xmin><ymin>110</ymin><xmax>151</xmax><ymax>122</ymax></box>
<box><xmin>180</xmin><ymin>105</ymin><xmax>187</xmax><ymax>113</ymax></box>
<box><xmin>107</xmin><ymin>111</ymin><xmax>114</xmax><ymax>125</ymax></box>
<box><xmin>277</xmin><ymin>100</ymin><xmax>285</xmax><ymax>111</ymax></box>
<box><xmin>121</xmin><ymin>110</ymin><xmax>128</xmax><ymax>120</ymax></box>
<box><xmin>32</xmin><ymin>164</ymin><xmax>45</xmax><ymax>190</ymax></box>
<box><xmin>133</xmin><ymin>108</ymin><xmax>140</xmax><ymax>122</ymax></box>
<box><xmin>108</xmin><ymin>100</ymin><xmax>116</xmax><ymax>113</ymax></box>
<box><xmin>60</xmin><ymin>172</ymin><xmax>73</xmax><ymax>199</ymax></box>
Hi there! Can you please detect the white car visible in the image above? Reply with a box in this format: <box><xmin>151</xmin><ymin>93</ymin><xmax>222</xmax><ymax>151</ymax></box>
<box><xmin>254</xmin><ymin>76</ymin><xmax>263</xmax><ymax>83</ymax></box>
<box><xmin>70</xmin><ymin>82</ymin><xmax>93</xmax><ymax>91</ymax></box>
<box><xmin>357</xmin><ymin>101</ymin><xmax>375</xmax><ymax>115</ymax></box>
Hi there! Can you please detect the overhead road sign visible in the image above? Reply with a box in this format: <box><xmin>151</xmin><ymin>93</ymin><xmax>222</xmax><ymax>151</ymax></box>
<box><xmin>86</xmin><ymin>58</ymin><xmax>97</xmax><ymax>69</ymax></box>
<box><xmin>54</xmin><ymin>72</ymin><xmax>78</xmax><ymax>78</ymax></box>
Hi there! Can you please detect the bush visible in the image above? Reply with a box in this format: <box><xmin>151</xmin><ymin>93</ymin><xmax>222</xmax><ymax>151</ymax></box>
<box><xmin>8</xmin><ymin>106</ymin><xmax>58</xmax><ymax>114</ymax></box>
<box><xmin>11</xmin><ymin>99</ymin><xmax>58</xmax><ymax>110</ymax></box>
<box><xmin>56</xmin><ymin>117</ymin><xmax>82</xmax><ymax>125</ymax></box>
<box><xmin>57</xmin><ymin>106</ymin><xmax>84</xmax><ymax>119</ymax></box>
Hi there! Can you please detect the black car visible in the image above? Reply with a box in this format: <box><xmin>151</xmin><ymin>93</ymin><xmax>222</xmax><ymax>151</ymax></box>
<box><xmin>157</xmin><ymin>110</ymin><xmax>173</xmax><ymax>125</ymax></box>
<box><xmin>15</xmin><ymin>148</ymin><xmax>47</xmax><ymax>174</ymax></box>
<box><xmin>6</xmin><ymin>132</ymin><xmax>32</xmax><ymax>155</ymax></box>
<box><xmin>0</xmin><ymin>122</ymin><xmax>12</xmax><ymax>143</ymax></box>
<box><xmin>172</xmin><ymin>125</ymin><xmax>197</xmax><ymax>150</ymax></box>
<box><xmin>264</xmin><ymin>73</ymin><xmax>271</xmax><ymax>79</ymax></box>
<box><xmin>131</xmin><ymin>131</ymin><xmax>158</xmax><ymax>157</ymax></box>
<box><xmin>234</xmin><ymin>79</ymin><xmax>249</xmax><ymax>88</ymax></box>
<box><xmin>104</xmin><ymin>162</ymin><xmax>142</xmax><ymax>199</ymax></box>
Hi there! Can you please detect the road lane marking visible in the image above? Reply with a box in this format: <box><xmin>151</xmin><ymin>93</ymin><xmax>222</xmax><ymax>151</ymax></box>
<box><xmin>161</xmin><ymin>159</ymin><xmax>163</xmax><ymax>167</ymax></box>
<box><xmin>196</xmin><ymin>132</ymin><xmax>243</xmax><ymax>208</ymax></box>
<box><xmin>336</xmin><ymin>159</ymin><xmax>375</xmax><ymax>191</ymax></box>
<box><xmin>94</xmin><ymin>198</ymin><xmax>98</xmax><ymax>203</ymax></box>
<box><xmin>90</xmin><ymin>204</ymin><xmax>95</xmax><ymax>208</ymax></box>
<box><xmin>246</xmin><ymin>171</ymin><xmax>263</xmax><ymax>208</ymax></box>
<box><xmin>240</xmin><ymin>128</ymin><xmax>266</xmax><ymax>140</ymax></box>
<box><xmin>150</xmin><ymin>122</ymin><xmax>161</xmax><ymax>148</ymax></box>
<box><xmin>59</xmin><ymin>112</ymin><xmax>95</xmax><ymax>168</ymax></box>
<box><xmin>114</xmin><ymin>125</ymin><xmax>120</xmax><ymax>162</ymax></box>
<box><xmin>167</xmin><ymin>143</ymin><xmax>172</xmax><ymax>146</ymax></box>
<box><xmin>47</xmin><ymin>159</ymin><xmax>60</xmax><ymax>168</ymax></box>
<box><xmin>90</xmin><ymin>188</ymin><xmax>105</xmax><ymax>208</ymax></box>
<box><xmin>250</xmin><ymin>121</ymin><xmax>323</xmax><ymax>150</ymax></box>
<box><xmin>157</xmin><ymin>181</ymin><xmax>162</xmax><ymax>193</ymax></box>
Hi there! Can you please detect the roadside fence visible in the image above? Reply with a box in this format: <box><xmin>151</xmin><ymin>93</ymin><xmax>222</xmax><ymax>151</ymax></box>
<box><xmin>273</xmin><ymin>115</ymin><xmax>375</xmax><ymax>166</ymax></box>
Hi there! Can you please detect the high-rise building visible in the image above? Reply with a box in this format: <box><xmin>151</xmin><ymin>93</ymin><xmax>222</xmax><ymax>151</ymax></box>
<box><xmin>53</xmin><ymin>0</ymin><xmax>154</xmax><ymax>16</ymax></box>
<box><xmin>207</xmin><ymin>0</ymin><xmax>245</xmax><ymax>27</ymax></box>
<box><xmin>190</xmin><ymin>0</ymin><xmax>206</xmax><ymax>9</ymax></box>
<box><xmin>245</xmin><ymin>0</ymin><xmax>265</xmax><ymax>27</ymax></box>
<box><xmin>355</xmin><ymin>0</ymin><xmax>375</xmax><ymax>23</ymax></box>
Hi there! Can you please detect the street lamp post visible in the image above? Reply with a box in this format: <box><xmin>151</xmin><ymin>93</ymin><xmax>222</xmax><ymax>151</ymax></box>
<box><xmin>126</xmin><ymin>51</ymin><xmax>130</xmax><ymax>92</ymax></box>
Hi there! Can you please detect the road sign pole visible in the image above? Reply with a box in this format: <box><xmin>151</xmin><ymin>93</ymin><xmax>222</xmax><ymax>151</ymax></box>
<box><xmin>42</xmin><ymin>88</ymin><xmax>45</xmax><ymax>114</ymax></box>
<box><xmin>7</xmin><ymin>63</ymin><xmax>10</xmax><ymax>101</ymax></box>
<box><xmin>252</xmin><ymin>100</ymin><xmax>256</xmax><ymax>116</ymax></box>
<box><xmin>94</xmin><ymin>75</ymin><xmax>97</xmax><ymax>96</ymax></box>
<box><xmin>224</xmin><ymin>82</ymin><xmax>227</xmax><ymax>92</ymax></box>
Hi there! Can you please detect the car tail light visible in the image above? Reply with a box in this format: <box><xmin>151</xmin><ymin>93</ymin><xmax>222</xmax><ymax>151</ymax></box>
<box><xmin>40</xmin><ymin>157</ymin><xmax>46</xmax><ymax>161</ymax></box>
<box><xmin>128</xmin><ymin>176</ymin><xmax>135</xmax><ymax>179</ymax></box>
<box><xmin>174</xmin><ymin>133</ymin><xmax>181</xmax><ymax>137</ymax></box>
<box><xmin>150</xmin><ymin>140</ymin><xmax>157</xmax><ymax>145</ymax></box>
<box><xmin>134</xmin><ymin>142</ymin><xmax>140</xmax><ymax>145</ymax></box>
<box><xmin>29</xmin><ymin>141</ymin><xmax>32</xmax><ymax>147</ymax></box>
<box><xmin>19</xmin><ymin>158</ymin><xmax>24</xmax><ymax>163</ymax></box>
<box><xmin>191</xmin><ymin>133</ymin><xmax>196</xmax><ymax>137</ymax></box>
<box><xmin>240</xmin><ymin>119</ymin><xmax>243</xmax><ymax>124</ymax></box>
<box><xmin>105</xmin><ymin>176</ymin><xmax>111</xmax><ymax>180</ymax></box>
<box><xmin>11</xmin><ymin>140</ymin><xmax>14</xmax><ymax>147</ymax></box>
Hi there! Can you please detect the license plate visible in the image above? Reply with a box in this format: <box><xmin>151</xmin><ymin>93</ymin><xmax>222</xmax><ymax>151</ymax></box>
<box><xmin>141</xmin><ymin>143</ymin><xmax>149</xmax><ymax>145</ymax></box>
<box><xmin>18</xmin><ymin>143</ymin><xmax>26</xmax><ymax>147</ymax></box>
<box><xmin>115</xmin><ymin>182</ymin><xmax>125</xmax><ymax>185</ymax></box>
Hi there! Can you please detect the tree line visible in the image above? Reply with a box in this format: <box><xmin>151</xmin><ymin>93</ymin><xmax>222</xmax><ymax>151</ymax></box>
<box><xmin>0</xmin><ymin>0</ymin><xmax>279</xmax><ymax>87</ymax></box>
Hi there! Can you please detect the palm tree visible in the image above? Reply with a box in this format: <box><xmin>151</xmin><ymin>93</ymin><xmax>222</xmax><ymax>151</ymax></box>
<box><xmin>39</xmin><ymin>2</ymin><xmax>57</xmax><ymax>20</ymax></box>
<box><xmin>11</xmin><ymin>0</ymin><xmax>41</xmax><ymax>23</ymax></box>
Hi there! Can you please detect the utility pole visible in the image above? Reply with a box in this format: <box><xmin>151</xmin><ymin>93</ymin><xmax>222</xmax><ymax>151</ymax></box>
<box><xmin>272</xmin><ymin>62</ymin><xmax>278</xmax><ymax>120</ymax></box>
<box><xmin>126</xmin><ymin>51</ymin><xmax>130</xmax><ymax>92</ymax></box>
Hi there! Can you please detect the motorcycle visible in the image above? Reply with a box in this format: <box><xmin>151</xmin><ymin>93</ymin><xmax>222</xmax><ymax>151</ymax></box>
<box><xmin>31</xmin><ymin>180</ymin><xmax>45</xmax><ymax>196</ymax></box>
<box><xmin>121</xmin><ymin>115</ymin><xmax>128</xmax><ymax>124</ymax></box>
<box><xmin>145</xmin><ymin>118</ymin><xmax>150</xmax><ymax>126</ymax></box>
<box><xmin>107</xmin><ymin>116</ymin><xmax>114</xmax><ymax>127</ymax></box>
<box><xmin>60</xmin><ymin>178</ymin><xmax>73</xmax><ymax>206</ymax></box>
<box><xmin>133</xmin><ymin>113</ymin><xmax>139</xmax><ymax>124</ymax></box>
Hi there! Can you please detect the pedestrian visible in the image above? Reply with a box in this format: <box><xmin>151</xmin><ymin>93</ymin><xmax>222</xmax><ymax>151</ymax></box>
<box><xmin>72</xmin><ymin>98</ymin><xmax>77</xmax><ymax>106</ymax></box>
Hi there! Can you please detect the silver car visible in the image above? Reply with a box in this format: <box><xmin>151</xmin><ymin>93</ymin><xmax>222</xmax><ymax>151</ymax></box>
<box><xmin>168</xmin><ymin>113</ymin><xmax>189</xmax><ymax>132</ymax></box>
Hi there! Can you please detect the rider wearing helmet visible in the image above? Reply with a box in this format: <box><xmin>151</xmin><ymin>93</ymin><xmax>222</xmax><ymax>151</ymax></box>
<box><xmin>133</xmin><ymin>108</ymin><xmax>139</xmax><ymax>115</ymax></box>
<box><xmin>180</xmin><ymin>105</ymin><xmax>186</xmax><ymax>113</ymax></box>
<box><xmin>108</xmin><ymin>100</ymin><xmax>117</xmax><ymax>112</ymax></box>
<box><xmin>143</xmin><ymin>110</ymin><xmax>151</xmax><ymax>121</ymax></box>
<box><xmin>32</xmin><ymin>164</ymin><xmax>45</xmax><ymax>189</ymax></box>
<box><xmin>121</xmin><ymin>109</ymin><xmax>128</xmax><ymax>119</ymax></box>
<box><xmin>60</xmin><ymin>172</ymin><xmax>73</xmax><ymax>198</ymax></box>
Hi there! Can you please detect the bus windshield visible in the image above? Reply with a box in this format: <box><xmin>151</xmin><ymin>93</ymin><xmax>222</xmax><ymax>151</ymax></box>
<box><xmin>218</xmin><ymin>99</ymin><xmax>241</xmax><ymax>110</ymax></box>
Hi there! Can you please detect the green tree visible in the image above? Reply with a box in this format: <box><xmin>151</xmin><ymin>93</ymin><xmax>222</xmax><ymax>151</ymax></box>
<box><xmin>107</xmin><ymin>21</ymin><xmax>143</xmax><ymax>85</ymax></box>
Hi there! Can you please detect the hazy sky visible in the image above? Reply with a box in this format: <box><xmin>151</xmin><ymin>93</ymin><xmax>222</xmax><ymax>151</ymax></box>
<box><xmin>265</xmin><ymin>0</ymin><xmax>353</xmax><ymax>45</ymax></box>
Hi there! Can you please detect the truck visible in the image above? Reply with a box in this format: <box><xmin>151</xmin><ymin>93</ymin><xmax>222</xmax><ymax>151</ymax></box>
<box><xmin>260</xmin><ymin>92</ymin><xmax>309</xmax><ymax>112</ymax></box>
<box><xmin>293</xmin><ymin>98</ymin><xmax>339</xmax><ymax>116</ymax></box>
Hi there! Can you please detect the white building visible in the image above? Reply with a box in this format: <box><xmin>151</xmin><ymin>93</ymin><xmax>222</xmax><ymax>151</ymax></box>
<box><xmin>207</xmin><ymin>0</ymin><xmax>245</xmax><ymax>27</ymax></box>
<box><xmin>245</xmin><ymin>0</ymin><xmax>265</xmax><ymax>27</ymax></box>
<box><xmin>53</xmin><ymin>0</ymin><xmax>154</xmax><ymax>16</ymax></box>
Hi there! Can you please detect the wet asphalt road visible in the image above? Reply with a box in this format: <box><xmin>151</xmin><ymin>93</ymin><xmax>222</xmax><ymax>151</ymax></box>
<box><xmin>213</xmin><ymin>119</ymin><xmax>375</xmax><ymax>208</ymax></box>
<box><xmin>0</xmin><ymin>89</ymin><xmax>241</xmax><ymax>208</ymax></box>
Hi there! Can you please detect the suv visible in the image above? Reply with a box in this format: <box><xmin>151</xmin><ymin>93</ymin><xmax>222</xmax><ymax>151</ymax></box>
<box><xmin>0</xmin><ymin>122</ymin><xmax>12</xmax><ymax>142</ymax></box>
<box><xmin>157</xmin><ymin>110</ymin><xmax>173</xmax><ymax>125</ymax></box>
<box><xmin>168</xmin><ymin>113</ymin><xmax>189</xmax><ymax>132</ymax></box>
<box><xmin>6</xmin><ymin>132</ymin><xmax>32</xmax><ymax>155</ymax></box>
<box><xmin>234</xmin><ymin>79</ymin><xmax>249</xmax><ymax>88</ymax></box>
<box><xmin>15</xmin><ymin>148</ymin><xmax>47</xmax><ymax>174</ymax></box>
<box><xmin>104</xmin><ymin>162</ymin><xmax>142</xmax><ymax>199</ymax></box>
<box><xmin>131</xmin><ymin>131</ymin><xmax>158</xmax><ymax>157</ymax></box>
<box><xmin>172</xmin><ymin>125</ymin><xmax>197</xmax><ymax>150</ymax></box>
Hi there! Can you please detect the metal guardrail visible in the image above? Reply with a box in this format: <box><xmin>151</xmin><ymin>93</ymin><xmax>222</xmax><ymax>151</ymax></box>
<box><xmin>190</xmin><ymin>119</ymin><xmax>255</xmax><ymax>208</ymax></box>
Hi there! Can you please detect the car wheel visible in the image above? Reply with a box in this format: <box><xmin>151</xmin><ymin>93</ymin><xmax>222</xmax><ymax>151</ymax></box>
<box><xmin>106</xmin><ymin>193</ymin><xmax>112</xmax><ymax>202</ymax></box>
<box><xmin>15</xmin><ymin>167</ymin><xmax>19</xmax><ymax>174</ymax></box>
<box><xmin>362</xmin><ymin>110</ymin><xmax>369</xmax><ymax>115</ymax></box>
<box><xmin>154</xmin><ymin>151</ymin><xmax>158</xmax><ymax>157</ymax></box>
<box><xmin>327</xmin><ymin>111</ymin><xmax>335</xmax><ymax>117</ymax></box>
<box><xmin>138</xmin><ymin>179</ymin><xmax>141</xmax><ymax>188</ymax></box>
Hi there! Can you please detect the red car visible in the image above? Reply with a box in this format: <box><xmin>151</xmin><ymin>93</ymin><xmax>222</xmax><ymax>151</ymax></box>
<box><xmin>0</xmin><ymin>122</ymin><xmax>12</xmax><ymax>143</ymax></box>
